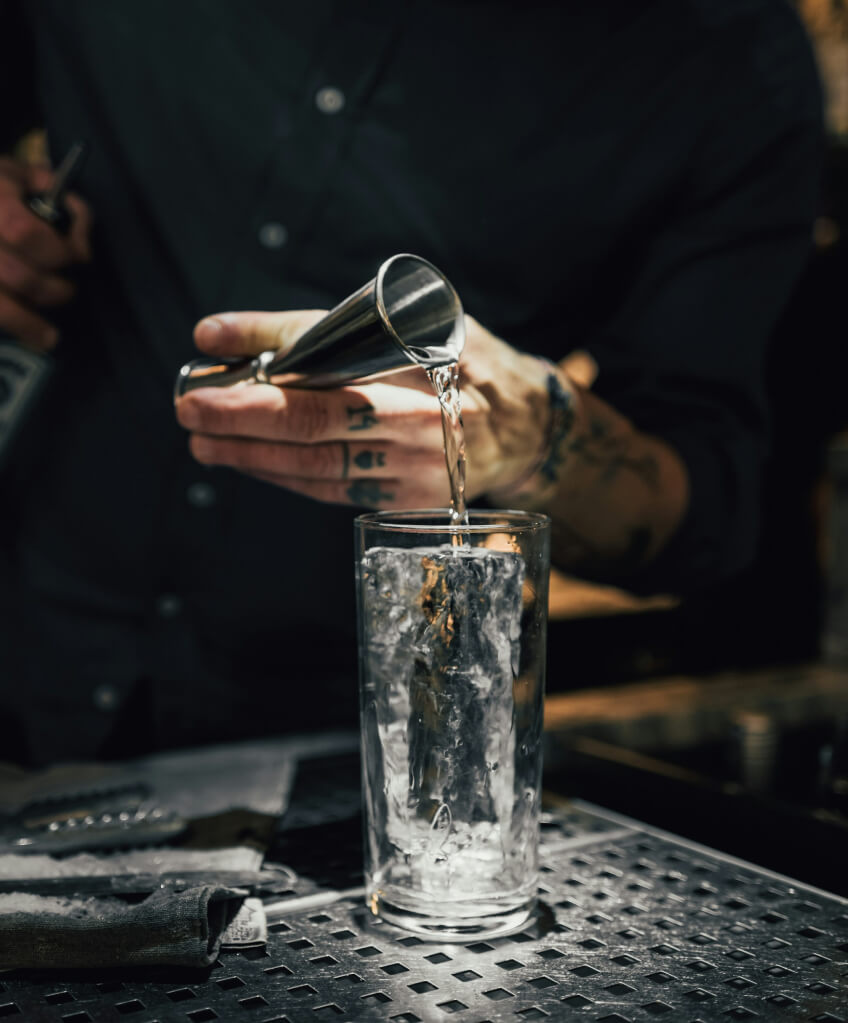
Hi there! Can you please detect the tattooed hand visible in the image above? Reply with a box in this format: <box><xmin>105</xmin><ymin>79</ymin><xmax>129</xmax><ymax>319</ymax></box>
<box><xmin>173</xmin><ymin>309</ymin><xmax>555</xmax><ymax>510</ymax></box>
<box><xmin>175</xmin><ymin>307</ymin><xmax>689</xmax><ymax>579</ymax></box>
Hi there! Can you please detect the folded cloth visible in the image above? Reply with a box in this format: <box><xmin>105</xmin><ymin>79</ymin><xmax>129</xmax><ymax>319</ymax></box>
<box><xmin>0</xmin><ymin>738</ymin><xmax>298</xmax><ymax>823</ymax></box>
<box><xmin>0</xmin><ymin>846</ymin><xmax>266</xmax><ymax>881</ymax></box>
<box><xmin>0</xmin><ymin>739</ymin><xmax>306</xmax><ymax>970</ymax></box>
<box><xmin>0</xmin><ymin>885</ymin><xmax>244</xmax><ymax>969</ymax></box>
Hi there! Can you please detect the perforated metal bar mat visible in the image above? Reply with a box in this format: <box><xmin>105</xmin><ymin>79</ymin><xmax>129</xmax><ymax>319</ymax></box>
<box><xmin>2</xmin><ymin>789</ymin><xmax>846</xmax><ymax>1020</ymax></box>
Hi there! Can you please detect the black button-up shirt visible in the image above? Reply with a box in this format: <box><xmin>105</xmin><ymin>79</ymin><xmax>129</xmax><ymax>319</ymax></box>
<box><xmin>0</xmin><ymin>0</ymin><xmax>822</xmax><ymax>763</ymax></box>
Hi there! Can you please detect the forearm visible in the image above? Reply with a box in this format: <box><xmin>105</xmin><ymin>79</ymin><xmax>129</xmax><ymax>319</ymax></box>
<box><xmin>489</xmin><ymin>361</ymin><xmax>689</xmax><ymax>583</ymax></box>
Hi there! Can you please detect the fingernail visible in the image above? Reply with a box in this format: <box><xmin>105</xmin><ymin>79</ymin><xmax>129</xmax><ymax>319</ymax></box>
<box><xmin>196</xmin><ymin>316</ymin><xmax>224</xmax><ymax>338</ymax></box>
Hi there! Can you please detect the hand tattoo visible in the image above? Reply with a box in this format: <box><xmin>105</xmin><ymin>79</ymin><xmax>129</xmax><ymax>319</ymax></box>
<box><xmin>354</xmin><ymin>450</ymin><xmax>386</xmax><ymax>471</ymax></box>
<box><xmin>347</xmin><ymin>480</ymin><xmax>395</xmax><ymax>506</ymax></box>
<box><xmin>347</xmin><ymin>404</ymin><xmax>378</xmax><ymax>431</ymax></box>
<box><xmin>539</xmin><ymin>370</ymin><xmax>660</xmax><ymax>578</ymax></box>
<box><xmin>569</xmin><ymin>416</ymin><xmax>661</xmax><ymax>491</ymax></box>
<box><xmin>539</xmin><ymin>372</ymin><xmax>576</xmax><ymax>484</ymax></box>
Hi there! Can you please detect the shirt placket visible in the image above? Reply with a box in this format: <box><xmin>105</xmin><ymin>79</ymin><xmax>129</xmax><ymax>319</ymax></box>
<box><xmin>225</xmin><ymin>5</ymin><xmax>405</xmax><ymax>310</ymax></box>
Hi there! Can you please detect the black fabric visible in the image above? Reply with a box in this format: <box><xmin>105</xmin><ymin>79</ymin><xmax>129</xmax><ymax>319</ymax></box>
<box><xmin>0</xmin><ymin>0</ymin><xmax>823</xmax><ymax>763</ymax></box>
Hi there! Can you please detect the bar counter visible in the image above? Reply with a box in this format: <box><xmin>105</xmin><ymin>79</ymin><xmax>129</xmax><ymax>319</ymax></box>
<box><xmin>2</xmin><ymin>744</ymin><xmax>846</xmax><ymax>1022</ymax></box>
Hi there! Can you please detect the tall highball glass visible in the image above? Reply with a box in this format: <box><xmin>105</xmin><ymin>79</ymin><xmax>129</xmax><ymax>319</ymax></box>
<box><xmin>355</xmin><ymin>510</ymin><xmax>550</xmax><ymax>940</ymax></box>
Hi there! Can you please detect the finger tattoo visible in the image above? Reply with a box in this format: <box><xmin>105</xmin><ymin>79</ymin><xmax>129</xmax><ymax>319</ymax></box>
<box><xmin>341</xmin><ymin>441</ymin><xmax>350</xmax><ymax>479</ymax></box>
<box><xmin>353</xmin><ymin>449</ymin><xmax>386</xmax><ymax>471</ymax></box>
<box><xmin>346</xmin><ymin>403</ymin><xmax>379</xmax><ymax>431</ymax></box>
<box><xmin>347</xmin><ymin>480</ymin><xmax>395</xmax><ymax>506</ymax></box>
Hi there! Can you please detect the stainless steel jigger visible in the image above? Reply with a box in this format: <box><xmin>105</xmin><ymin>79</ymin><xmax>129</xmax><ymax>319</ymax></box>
<box><xmin>174</xmin><ymin>253</ymin><xmax>465</xmax><ymax>399</ymax></box>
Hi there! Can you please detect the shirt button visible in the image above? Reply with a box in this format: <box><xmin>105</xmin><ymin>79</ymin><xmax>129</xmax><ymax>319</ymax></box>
<box><xmin>258</xmin><ymin>222</ymin><xmax>288</xmax><ymax>249</ymax></box>
<box><xmin>186</xmin><ymin>482</ymin><xmax>217</xmax><ymax>509</ymax></box>
<box><xmin>156</xmin><ymin>593</ymin><xmax>183</xmax><ymax>619</ymax></box>
<box><xmin>315</xmin><ymin>86</ymin><xmax>345</xmax><ymax>115</ymax></box>
<box><xmin>92</xmin><ymin>683</ymin><xmax>119</xmax><ymax>712</ymax></box>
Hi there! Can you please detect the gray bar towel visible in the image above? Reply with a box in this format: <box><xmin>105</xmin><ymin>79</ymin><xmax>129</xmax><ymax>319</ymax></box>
<box><xmin>0</xmin><ymin>885</ymin><xmax>243</xmax><ymax>969</ymax></box>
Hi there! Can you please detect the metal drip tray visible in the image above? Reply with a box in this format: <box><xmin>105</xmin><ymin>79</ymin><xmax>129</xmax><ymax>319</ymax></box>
<box><xmin>2</xmin><ymin>795</ymin><xmax>846</xmax><ymax>1022</ymax></box>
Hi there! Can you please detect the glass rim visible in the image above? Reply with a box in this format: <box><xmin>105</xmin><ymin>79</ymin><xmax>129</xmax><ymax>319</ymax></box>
<box><xmin>354</xmin><ymin>508</ymin><xmax>551</xmax><ymax>535</ymax></box>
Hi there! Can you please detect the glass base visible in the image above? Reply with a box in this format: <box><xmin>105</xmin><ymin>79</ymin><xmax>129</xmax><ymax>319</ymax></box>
<box><xmin>370</xmin><ymin>894</ymin><xmax>536</xmax><ymax>942</ymax></box>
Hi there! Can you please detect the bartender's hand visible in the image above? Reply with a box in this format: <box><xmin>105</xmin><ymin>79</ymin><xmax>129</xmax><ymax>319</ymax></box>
<box><xmin>175</xmin><ymin>310</ymin><xmax>553</xmax><ymax>508</ymax></box>
<box><xmin>0</xmin><ymin>157</ymin><xmax>92</xmax><ymax>350</ymax></box>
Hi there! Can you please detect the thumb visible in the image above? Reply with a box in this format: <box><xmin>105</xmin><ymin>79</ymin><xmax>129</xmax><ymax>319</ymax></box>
<box><xmin>193</xmin><ymin>309</ymin><xmax>328</xmax><ymax>358</ymax></box>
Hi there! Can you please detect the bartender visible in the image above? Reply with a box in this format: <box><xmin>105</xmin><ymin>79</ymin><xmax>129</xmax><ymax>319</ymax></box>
<box><xmin>0</xmin><ymin>1</ymin><xmax>822</xmax><ymax>765</ymax></box>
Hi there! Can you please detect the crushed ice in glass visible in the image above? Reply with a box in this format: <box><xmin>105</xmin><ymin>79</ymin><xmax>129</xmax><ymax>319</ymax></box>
<box><xmin>360</xmin><ymin>543</ymin><xmax>536</xmax><ymax>900</ymax></box>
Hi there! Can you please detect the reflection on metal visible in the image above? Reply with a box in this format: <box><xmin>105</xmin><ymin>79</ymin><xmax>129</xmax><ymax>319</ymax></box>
<box><xmin>2</xmin><ymin>791</ymin><xmax>846</xmax><ymax>1019</ymax></box>
<box><xmin>175</xmin><ymin>253</ymin><xmax>465</xmax><ymax>398</ymax></box>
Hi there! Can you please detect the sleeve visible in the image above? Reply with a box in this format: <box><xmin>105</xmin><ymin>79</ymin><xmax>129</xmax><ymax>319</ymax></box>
<box><xmin>586</xmin><ymin>7</ymin><xmax>824</xmax><ymax>595</ymax></box>
<box><xmin>0</xmin><ymin>0</ymin><xmax>41</xmax><ymax>153</ymax></box>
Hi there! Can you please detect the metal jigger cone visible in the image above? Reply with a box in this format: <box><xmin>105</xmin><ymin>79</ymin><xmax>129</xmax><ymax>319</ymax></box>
<box><xmin>174</xmin><ymin>253</ymin><xmax>465</xmax><ymax>399</ymax></box>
